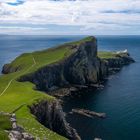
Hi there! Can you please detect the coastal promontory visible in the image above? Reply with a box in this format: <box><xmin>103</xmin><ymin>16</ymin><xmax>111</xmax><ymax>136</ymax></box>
<box><xmin>0</xmin><ymin>36</ymin><xmax>134</xmax><ymax>140</ymax></box>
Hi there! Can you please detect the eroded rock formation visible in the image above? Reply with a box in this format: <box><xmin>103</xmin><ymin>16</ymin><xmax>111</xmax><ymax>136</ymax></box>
<box><xmin>29</xmin><ymin>100</ymin><xmax>81</xmax><ymax>140</ymax></box>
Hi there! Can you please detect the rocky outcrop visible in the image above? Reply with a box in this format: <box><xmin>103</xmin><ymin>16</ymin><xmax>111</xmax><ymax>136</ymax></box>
<box><xmin>2</xmin><ymin>64</ymin><xmax>21</xmax><ymax>74</ymax></box>
<box><xmin>0</xmin><ymin>112</ymin><xmax>34</xmax><ymax>140</ymax></box>
<box><xmin>29</xmin><ymin>99</ymin><xmax>81</xmax><ymax>140</ymax></box>
<box><xmin>70</xmin><ymin>109</ymin><xmax>106</xmax><ymax>119</ymax></box>
<box><xmin>103</xmin><ymin>52</ymin><xmax>135</xmax><ymax>74</ymax></box>
<box><xmin>9</xmin><ymin>113</ymin><xmax>34</xmax><ymax>140</ymax></box>
<box><xmin>105</xmin><ymin>52</ymin><xmax>134</xmax><ymax>68</ymax></box>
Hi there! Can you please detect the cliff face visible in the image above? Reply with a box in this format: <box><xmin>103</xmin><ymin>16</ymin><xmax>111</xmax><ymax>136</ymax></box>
<box><xmin>19</xmin><ymin>37</ymin><xmax>108</xmax><ymax>91</ymax></box>
<box><xmin>14</xmin><ymin>37</ymin><xmax>134</xmax><ymax>92</ymax></box>
<box><xmin>63</xmin><ymin>40</ymin><xmax>101</xmax><ymax>85</ymax></box>
<box><xmin>29</xmin><ymin>99</ymin><xmax>81</xmax><ymax>140</ymax></box>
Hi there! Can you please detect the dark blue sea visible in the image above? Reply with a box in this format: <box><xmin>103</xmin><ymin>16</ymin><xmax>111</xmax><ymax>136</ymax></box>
<box><xmin>0</xmin><ymin>35</ymin><xmax>140</xmax><ymax>140</ymax></box>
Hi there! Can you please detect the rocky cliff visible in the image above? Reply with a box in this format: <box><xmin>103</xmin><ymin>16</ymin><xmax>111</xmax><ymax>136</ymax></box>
<box><xmin>18</xmin><ymin>36</ymin><xmax>109</xmax><ymax>92</ymax></box>
<box><xmin>29</xmin><ymin>99</ymin><xmax>81</xmax><ymax>140</ymax></box>
<box><xmin>17</xmin><ymin>36</ymin><xmax>134</xmax><ymax>92</ymax></box>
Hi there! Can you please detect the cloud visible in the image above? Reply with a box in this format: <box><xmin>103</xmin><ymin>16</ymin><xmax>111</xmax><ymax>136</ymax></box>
<box><xmin>0</xmin><ymin>0</ymin><xmax>140</xmax><ymax>34</ymax></box>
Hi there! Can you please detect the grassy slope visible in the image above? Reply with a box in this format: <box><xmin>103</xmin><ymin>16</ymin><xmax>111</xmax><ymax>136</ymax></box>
<box><xmin>0</xmin><ymin>46</ymin><xmax>72</xmax><ymax>140</ymax></box>
<box><xmin>0</xmin><ymin>114</ymin><xmax>12</xmax><ymax>140</ymax></box>
<box><xmin>98</xmin><ymin>51</ymin><xmax>117</xmax><ymax>59</ymax></box>
<box><xmin>0</xmin><ymin>36</ymin><xmax>114</xmax><ymax>139</ymax></box>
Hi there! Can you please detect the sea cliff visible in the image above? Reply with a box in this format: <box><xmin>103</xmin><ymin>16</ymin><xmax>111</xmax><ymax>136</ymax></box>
<box><xmin>30</xmin><ymin>99</ymin><xmax>80</xmax><ymax>140</ymax></box>
<box><xmin>16</xmin><ymin>36</ymin><xmax>134</xmax><ymax>92</ymax></box>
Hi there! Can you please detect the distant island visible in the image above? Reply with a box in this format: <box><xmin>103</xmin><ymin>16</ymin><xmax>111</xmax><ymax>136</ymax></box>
<box><xmin>0</xmin><ymin>36</ymin><xmax>134</xmax><ymax>140</ymax></box>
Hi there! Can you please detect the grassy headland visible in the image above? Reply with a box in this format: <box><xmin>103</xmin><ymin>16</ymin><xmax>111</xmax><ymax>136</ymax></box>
<box><xmin>0</xmin><ymin>42</ymin><xmax>72</xmax><ymax>139</ymax></box>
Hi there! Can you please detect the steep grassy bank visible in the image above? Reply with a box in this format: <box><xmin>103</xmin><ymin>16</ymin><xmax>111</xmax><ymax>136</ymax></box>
<box><xmin>0</xmin><ymin>114</ymin><xmax>12</xmax><ymax>140</ymax></box>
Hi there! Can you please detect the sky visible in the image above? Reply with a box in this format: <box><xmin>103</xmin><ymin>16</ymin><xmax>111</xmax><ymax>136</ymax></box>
<box><xmin>0</xmin><ymin>0</ymin><xmax>140</xmax><ymax>35</ymax></box>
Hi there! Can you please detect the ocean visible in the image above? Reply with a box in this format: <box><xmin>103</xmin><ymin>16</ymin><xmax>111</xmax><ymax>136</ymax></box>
<box><xmin>0</xmin><ymin>35</ymin><xmax>140</xmax><ymax>140</ymax></box>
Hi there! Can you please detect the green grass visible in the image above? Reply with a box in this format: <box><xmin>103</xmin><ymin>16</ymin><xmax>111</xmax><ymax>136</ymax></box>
<box><xmin>0</xmin><ymin>114</ymin><xmax>12</xmax><ymax>140</ymax></box>
<box><xmin>66</xmin><ymin>36</ymin><xmax>96</xmax><ymax>45</ymax></box>
<box><xmin>98</xmin><ymin>51</ymin><xmax>117</xmax><ymax>59</ymax></box>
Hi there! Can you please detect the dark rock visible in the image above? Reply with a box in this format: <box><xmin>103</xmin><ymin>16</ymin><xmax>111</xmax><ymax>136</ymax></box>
<box><xmin>63</xmin><ymin>39</ymin><xmax>101</xmax><ymax>85</ymax></box>
<box><xmin>2</xmin><ymin>64</ymin><xmax>21</xmax><ymax>74</ymax></box>
<box><xmin>29</xmin><ymin>99</ymin><xmax>81</xmax><ymax>140</ymax></box>
<box><xmin>71</xmin><ymin>109</ymin><xmax>106</xmax><ymax>119</ymax></box>
<box><xmin>105</xmin><ymin>52</ymin><xmax>135</xmax><ymax>69</ymax></box>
